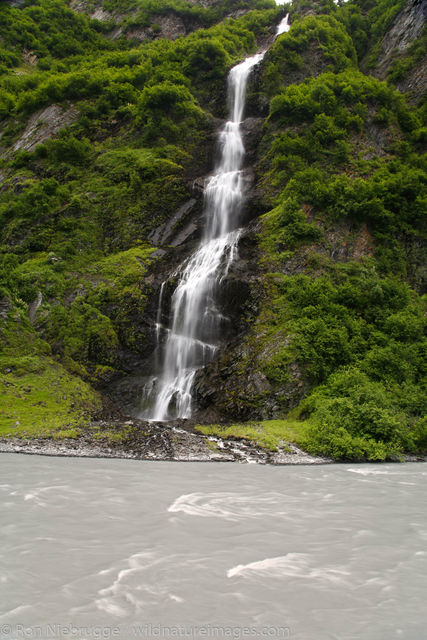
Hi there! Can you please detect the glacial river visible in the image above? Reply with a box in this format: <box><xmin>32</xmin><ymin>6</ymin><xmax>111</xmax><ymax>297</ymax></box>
<box><xmin>0</xmin><ymin>455</ymin><xmax>426</xmax><ymax>639</ymax></box>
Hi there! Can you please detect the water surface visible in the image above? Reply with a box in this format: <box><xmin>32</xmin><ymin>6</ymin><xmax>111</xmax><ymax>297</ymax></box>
<box><xmin>1</xmin><ymin>455</ymin><xmax>426</xmax><ymax>639</ymax></box>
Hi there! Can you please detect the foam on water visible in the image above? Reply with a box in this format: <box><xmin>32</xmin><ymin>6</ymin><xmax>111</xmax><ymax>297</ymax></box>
<box><xmin>227</xmin><ymin>554</ymin><xmax>351</xmax><ymax>585</ymax></box>
<box><xmin>348</xmin><ymin>468</ymin><xmax>394</xmax><ymax>475</ymax></box>
<box><xmin>168</xmin><ymin>492</ymin><xmax>287</xmax><ymax>520</ymax></box>
<box><xmin>1</xmin><ymin>455</ymin><xmax>427</xmax><ymax>638</ymax></box>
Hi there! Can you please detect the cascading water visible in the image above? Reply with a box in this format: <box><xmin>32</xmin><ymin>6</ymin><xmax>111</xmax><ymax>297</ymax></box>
<box><xmin>276</xmin><ymin>12</ymin><xmax>291</xmax><ymax>36</ymax></box>
<box><xmin>141</xmin><ymin>14</ymin><xmax>290</xmax><ymax>422</ymax></box>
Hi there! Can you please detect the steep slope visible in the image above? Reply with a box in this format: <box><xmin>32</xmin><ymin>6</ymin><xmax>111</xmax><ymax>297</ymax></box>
<box><xmin>0</xmin><ymin>0</ymin><xmax>425</xmax><ymax>461</ymax></box>
<box><xmin>194</xmin><ymin>0</ymin><xmax>426</xmax><ymax>460</ymax></box>
<box><xmin>0</xmin><ymin>0</ymin><xmax>281</xmax><ymax>436</ymax></box>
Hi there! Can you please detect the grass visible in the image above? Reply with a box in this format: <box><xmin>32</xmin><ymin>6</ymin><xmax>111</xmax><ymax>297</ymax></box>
<box><xmin>0</xmin><ymin>357</ymin><xmax>102</xmax><ymax>438</ymax></box>
<box><xmin>87</xmin><ymin>244</ymin><xmax>155</xmax><ymax>285</ymax></box>
<box><xmin>195</xmin><ymin>419</ymin><xmax>309</xmax><ymax>451</ymax></box>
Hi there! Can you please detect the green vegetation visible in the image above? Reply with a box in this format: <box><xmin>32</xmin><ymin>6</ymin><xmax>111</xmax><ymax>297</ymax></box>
<box><xmin>0</xmin><ymin>0</ymin><xmax>425</xmax><ymax>460</ymax></box>
<box><xmin>0</xmin><ymin>0</ymin><xmax>280</xmax><ymax>432</ymax></box>
<box><xmin>196</xmin><ymin>419</ymin><xmax>308</xmax><ymax>451</ymax></box>
<box><xmin>0</xmin><ymin>360</ymin><xmax>102</xmax><ymax>438</ymax></box>
<box><xmin>0</xmin><ymin>0</ymin><xmax>281</xmax><ymax>434</ymax></box>
<box><xmin>0</xmin><ymin>296</ymin><xmax>102</xmax><ymax>437</ymax></box>
<box><xmin>225</xmin><ymin>0</ymin><xmax>426</xmax><ymax>460</ymax></box>
<box><xmin>260</xmin><ymin>13</ymin><xmax>357</xmax><ymax>97</ymax></box>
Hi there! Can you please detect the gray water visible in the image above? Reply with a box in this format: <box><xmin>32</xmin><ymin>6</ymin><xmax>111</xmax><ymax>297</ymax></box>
<box><xmin>1</xmin><ymin>456</ymin><xmax>426</xmax><ymax>639</ymax></box>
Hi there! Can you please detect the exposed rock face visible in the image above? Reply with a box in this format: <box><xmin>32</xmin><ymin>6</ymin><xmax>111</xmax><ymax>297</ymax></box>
<box><xmin>13</xmin><ymin>104</ymin><xmax>78</xmax><ymax>153</ymax></box>
<box><xmin>0</xmin><ymin>297</ymin><xmax>12</xmax><ymax>323</ymax></box>
<box><xmin>68</xmin><ymin>0</ymin><xmax>255</xmax><ymax>42</ymax></box>
<box><xmin>22</xmin><ymin>49</ymin><xmax>38</xmax><ymax>66</ymax></box>
<box><xmin>187</xmin><ymin>0</ymin><xmax>221</xmax><ymax>7</ymax></box>
<box><xmin>126</xmin><ymin>15</ymin><xmax>187</xmax><ymax>42</ymax></box>
<box><xmin>372</xmin><ymin>0</ymin><xmax>426</xmax><ymax>102</ymax></box>
<box><xmin>374</xmin><ymin>0</ymin><xmax>425</xmax><ymax>76</ymax></box>
<box><xmin>28</xmin><ymin>292</ymin><xmax>43</xmax><ymax>325</ymax></box>
<box><xmin>90</xmin><ymin>7</ymin><xmax>112</xmax><ymax>21</ymax></box>
<box><xmin>69</xmin><ymin>0</ymin><xmax>114</xmax><ymax>21</ymax></box>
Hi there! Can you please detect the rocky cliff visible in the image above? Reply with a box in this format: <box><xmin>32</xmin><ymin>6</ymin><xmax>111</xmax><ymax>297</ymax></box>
<box><xmin>0</xmin><ymin>0</ymin><xmax>425</xmax><ymax>461</ymax></box>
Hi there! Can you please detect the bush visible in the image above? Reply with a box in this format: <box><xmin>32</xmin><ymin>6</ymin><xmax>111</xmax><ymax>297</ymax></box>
<box><xmin>47</xmin><ymin>300</ymin><xmax>118</xmax><ymax>367</ymax></box>
<box><xmin>300</xmin><ymin>368</ymin><xmax>423</xmax><ymax>460</ymax></box>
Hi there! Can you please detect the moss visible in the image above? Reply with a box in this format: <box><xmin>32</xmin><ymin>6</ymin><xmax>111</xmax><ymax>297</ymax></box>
<box><xmin>196</xmin><ymin>419</ymin><xmax>308</xmax><ymax>451</ymax></box>
<box><xmin>87</xmin><ymin>244</ymin><xmax>155</xmax><ymax>286</ymax></box>
<box><xmin>0</xmin><ymin>357</ymin><xmax>102</xmax><ymax>438</ymax></box>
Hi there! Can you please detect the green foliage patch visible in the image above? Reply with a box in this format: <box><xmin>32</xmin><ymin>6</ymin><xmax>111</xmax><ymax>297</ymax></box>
<box><xmin>195</xmin><ymin>418</ymin><xmax>308</xmax><ymax>451</ymax></box>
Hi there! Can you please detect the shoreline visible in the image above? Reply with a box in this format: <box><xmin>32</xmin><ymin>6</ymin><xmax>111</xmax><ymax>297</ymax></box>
<box><xmin>0</xmin><ymin>420</ymin><xmax>330</xmax><ymax>465</ymax></box>
<box><xmin>1</xmin><ymin>421</ymin><xmax>424</xmax><ymax>464</ymax></box>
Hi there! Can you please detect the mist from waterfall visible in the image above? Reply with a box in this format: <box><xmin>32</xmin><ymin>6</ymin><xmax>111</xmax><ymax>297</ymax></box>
<box><xmin>141</xmin><ymin>14</ymin><xmax>290</xmax><ymax>422</ymax></box>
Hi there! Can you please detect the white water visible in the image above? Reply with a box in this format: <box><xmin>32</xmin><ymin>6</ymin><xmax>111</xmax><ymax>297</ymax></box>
<box><xmin>276</xmin><ymin>12</ymin><xmax>291</xmax><ymax>36</ymax></box>
<box><xmin>141</xmin><ymin>9</ymin><xmax>291</xmax><ymax>421</ymax></box>
<box><xmin>142</xmin><ymin>52</ymin><xmax>265</xmax><ymax>421</ymax></box>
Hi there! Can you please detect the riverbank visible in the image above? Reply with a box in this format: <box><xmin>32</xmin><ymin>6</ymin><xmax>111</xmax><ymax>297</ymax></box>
<box><xmin>0</xmin><ymin>419</ymin><xmax>329</xmax><ymax>464</ymax></box>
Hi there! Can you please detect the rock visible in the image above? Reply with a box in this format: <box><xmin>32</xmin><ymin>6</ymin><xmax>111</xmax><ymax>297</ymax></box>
<box><xmin>149</xmin><ymin>198</ymin><xmax>199</xmax><ymax>246</ymax></box>
<box><xmin>91</xmin><ymin>7</ymin><xmax>113</xmax><ymax>22</ymax></box>
<box><xmin>170</xmin><ymin>222</ymin><xmax>199</xmax><ymax>247</ymax></box>
<box><xmin>0</xmin><ymin>297</ymin><xmax>12</xmax><ymax>322</ymax></box>
<box><xmin>22</xmin><ymin>49</ymin><xmax>38</xmax><ymax>66</ymax></box>
<box><xmin>124</xmin><ymin>14</ymin><xmax>187</xmax><ymax>42</ymax></box>
<box><xmin>371</xmin><ymin>0</ymin><xmax>426</xmax><ymax>102</ymax></box>
<box><xmin>150</xmin><ymin>249</ymin><xmax>166</xmax><ymax>259</ymax></box>
<box><xmin>28</xmin><ymin>291</ymin><xmax>43</xmax><ymax>325</ymax></box>
<box><xmin>13</xmin><ymin>104</ymin><xmax>78</xmax><ymax>153</ymax></box>
<box><xmin>374</xmin><ymin>0</ymin><xmax>425</xmax><ymax>74</ymax></box>
<box><xmin>0</xmin><ymin>421</ymin><xmax>330</xmax><ymax>465</ymax></box>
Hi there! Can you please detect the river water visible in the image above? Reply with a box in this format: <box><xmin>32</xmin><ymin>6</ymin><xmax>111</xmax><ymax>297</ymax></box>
<box><xmin>1</xmin><ymin>455</ymin><xmax>426</xmax><ymax>639</ymax></box>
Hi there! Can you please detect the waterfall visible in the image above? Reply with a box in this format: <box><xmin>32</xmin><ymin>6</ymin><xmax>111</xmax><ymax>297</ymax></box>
<box><xmin>141</xmin><ymin>16</ymin><xmax>290</xmax><ymax>422</ymax></box>
<box><xmin>276</xmin><ymin>13</ymin><xmax>290</xmax><ymax>36</ymax></box>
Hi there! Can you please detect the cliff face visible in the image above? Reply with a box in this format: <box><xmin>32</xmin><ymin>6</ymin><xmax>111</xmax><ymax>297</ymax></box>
<box><xmin>371</xmin><ymin>0</ymin><xmax>426</xmax><ymax>102</ymax></box>
<box><xmin>0</xmin><ymin>0</ymin><xmax>425</xmax><ymax>460</ymax></box>
<box><xmin>69</xmin><ymin>0</ymin><xmax>275</xmax><ymax>41</ymax></box>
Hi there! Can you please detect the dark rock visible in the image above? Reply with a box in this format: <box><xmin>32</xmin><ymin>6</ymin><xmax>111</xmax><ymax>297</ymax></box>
<box><xmin>149</xmin><ymin>198</ymin><xmax>198</xmax><ymax>246</ymax></box>
<box><xmin>150</xmin><ymin>249</ymin><xmax>167</xmax><ymax>259</ymax></box>
<box><xmin>170</xmin><ymin>222</ymin><xmax>199</xmax><ymax>247</ymax></box>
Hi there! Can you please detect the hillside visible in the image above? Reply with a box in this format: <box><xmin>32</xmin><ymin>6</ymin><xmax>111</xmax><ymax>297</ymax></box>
<box><xmin>0</xmin><ymin>0</ymin><xmax>425</xmax><ymax>461</ymax></box>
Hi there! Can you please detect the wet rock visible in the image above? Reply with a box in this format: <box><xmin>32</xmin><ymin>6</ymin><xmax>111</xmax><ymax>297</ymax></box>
<box><xmin>169</xmin><ymin>222</ymin><xmax>199</xmax><ymax>247</ymax></box>
<box><xmin>149</xmin><ymin>198</ymin><xmax>198</xmax><ymax>246</ymax></box>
